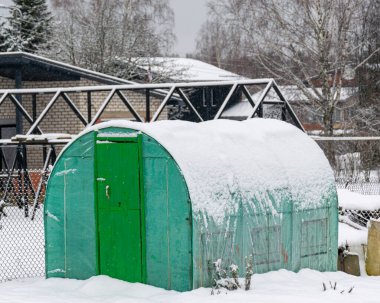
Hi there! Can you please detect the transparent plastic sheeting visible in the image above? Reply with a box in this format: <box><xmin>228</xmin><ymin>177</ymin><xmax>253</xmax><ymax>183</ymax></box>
<box><xmin>44</xmin><ymin>121</ymin><xmax>338</xmax><ymax>291</ymax></box>
<box><xmin>192</xmin><ymin>190</ymin><xmax>338</xmax><ymax>287</ymax></box>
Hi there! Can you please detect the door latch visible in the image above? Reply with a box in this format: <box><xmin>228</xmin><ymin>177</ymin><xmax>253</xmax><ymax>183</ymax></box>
<box><xmin>105</xmin><ymin>185</ymin><xmax>110</xmax><ymax>200</ymax></box>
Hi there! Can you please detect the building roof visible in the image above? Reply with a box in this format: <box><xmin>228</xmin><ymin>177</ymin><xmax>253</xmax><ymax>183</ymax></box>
<box><xmin>134</xmin><ymin>57</ymin><xmax>244</xmax><ymax>82</ymax></box>
<box><xmin>223</xmin><ymin>85</ymin><xmax>358</xmax><ymax>118</ymax></box>
<box><xmin>0</xmin><ymin>52</ymin><xmax>134</xmax><ymax>85</ymax></box>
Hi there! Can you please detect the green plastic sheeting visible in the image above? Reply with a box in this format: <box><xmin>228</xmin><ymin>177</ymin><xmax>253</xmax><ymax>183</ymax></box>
<box><xmin>45</xmin><ymin>128</ymin><xmax>192</xmax><ymax>291</ymax></box>
<box><xmin>44</xmin><ymin>121</ymin><xmax>338</xmax><ymax>292</ymax></box>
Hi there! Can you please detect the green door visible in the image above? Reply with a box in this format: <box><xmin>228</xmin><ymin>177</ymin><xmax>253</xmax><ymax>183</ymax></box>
<box><xmin>96</xmin><ymin>137</ymin><xmax>143</xmax><ymax>282</ymax></box>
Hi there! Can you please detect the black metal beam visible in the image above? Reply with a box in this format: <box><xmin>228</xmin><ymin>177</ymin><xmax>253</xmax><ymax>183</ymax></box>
<box><xmin>241</xmin><ymin>85</ymin><xmax>256</xmax><ymax>108</ymax></box>
<box><xmin>15</xmin><ymin>68</ymin><xmax>23</xmax><ymax>134</ymax></box>
<box><xmin>145</xmin><ymin>89</ymin><xmax>150</xmax><ymax>122</ymax></box>
<box><xmin>8</xmin><ymin>94</ymin><xmax>43</xmax><ymax>134</ymax></box>
<box><xmin>61</xmin><ymin>93</ymin><xmax>88</xmax><ymax>126</ymax></box>
<box><xmin>176</xmin><ymin>88</ymin><xmax>204</xmax><ymax>122</ymax></box>
<box><xmin>271</xmin><ymin>84</ymin><xmax>305</xmax><ymax>131</ymax></box>
<box><xmin>32</xmin><ymin>94</ymin><xmax>37</xmax><ymax>121</ymax></box>
<box><xmin>248</xmin><ymin>81</ymin><xmax>273</xmax><ymax>119</ymax></box>
<box><xmin>88</xmin><ymin>89</ymin><xmax>116</xmax><ymax>126</ymax></box>
<box><xmin>0</xmin><ymin>148</ymin><xmax>8</xmax><ymax>170</ymax></box>
<box><xmin>115</xmin><ymin>90</ymin><xmax>143</xmax><ymax>122</ymax></box>
<box><xmin>87</xmin><ymin>91</ymin><xmax>92</xmax><ymax>123</ymax></box>
<box><xmin>214</xmin><ymin>83</ymin><xmax>239</xmax><ymax>119</ymax></box>
<box><xmin>31</xmin><ymin>147</ymin><xmax>53</xmax><ymax>220</ymax></box>
<box><xmin>151</xmin><ymin>86</ymin><xmax>176</xmax><ymax>122</ymax></box>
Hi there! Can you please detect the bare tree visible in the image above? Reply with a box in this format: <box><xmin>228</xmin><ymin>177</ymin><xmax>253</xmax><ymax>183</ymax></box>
<box><xmin>48</xmin><ymin>0</ymin><xmax>175</xmax><ymax>79</ymax></box>
<box><xmin>197</xmin><ymin>0</ymin><xmax>379</xmax><ymax>135</ymax></box>
<box><xmin>352</xmin><ymin>0</ymin><xmax>380</xmax><ymax>134</ymax></box>
<box><xmin>194</xmin><ymin>13</ymin><xmax>266</xmax><ymax>79</ymax></box>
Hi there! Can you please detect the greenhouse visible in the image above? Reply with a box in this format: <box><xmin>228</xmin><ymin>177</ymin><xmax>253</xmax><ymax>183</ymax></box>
<box><xmin>44</xmin><ymin>119</ymin><xmax>338</xmax><ymax>291</ymax></box>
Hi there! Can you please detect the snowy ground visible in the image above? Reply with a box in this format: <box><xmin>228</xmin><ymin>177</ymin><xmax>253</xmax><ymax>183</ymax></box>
<box><xmin>0</xmin><ymin>189</ymin><xmax>379</xmax><ymax>302</ymax></box>
<box><xmin>0</xmin><ymin>270</ymin><xmax>380</xmax><ymax>303</ymax></box>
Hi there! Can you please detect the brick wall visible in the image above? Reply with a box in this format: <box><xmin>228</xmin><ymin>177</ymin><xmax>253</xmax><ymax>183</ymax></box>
<box><xmin>0</xmin><ymin>76</ymin><xmax>168</xmax><ymax>168</ymax></box>
<box><xmin>0</xmin><ymin>76</ymin><xmax>16</xmax><ymax>120</ymax></box>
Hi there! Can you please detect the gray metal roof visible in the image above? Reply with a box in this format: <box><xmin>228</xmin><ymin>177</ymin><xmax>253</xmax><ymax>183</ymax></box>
<box><xmin>0</xmin><ymin>52</ymin><xmax>135</xmax><ymax>85</ymax></box>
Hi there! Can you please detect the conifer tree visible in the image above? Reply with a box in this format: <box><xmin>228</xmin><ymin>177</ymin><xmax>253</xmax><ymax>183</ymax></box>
<box><xmin>0</xmin><ymin>22</ymin><xmax>5</xmax><ymax>49</ymax></box>
<box><xmin>0</xmin><ymin>0</ymin><xmax>52</xmax><ymax>53</ymax></box>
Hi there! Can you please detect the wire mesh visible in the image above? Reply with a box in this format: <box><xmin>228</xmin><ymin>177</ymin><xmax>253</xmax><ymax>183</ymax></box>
<box><xmin>336</xmin><ymin>178</ymin><xmax>380</xmax><ymax>195</ymax></box>
<box><xmin>0</xmin><ymin>169</ymin><xmax>49</xmax><ymax>282</ymax></box>
<box><xmin>336</xmin><ymin>178</ymin><xmax>380</xmax><ymax>227</ymax></box>
<box><xmin>339</xmin><ymin>208</ymin><xmax>380</xmax><ymax>227</ymax></box>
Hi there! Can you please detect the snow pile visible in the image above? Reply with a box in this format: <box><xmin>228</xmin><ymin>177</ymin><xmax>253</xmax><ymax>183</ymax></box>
<box><xmin>1</xmin><ymin>270</ymin><xmax>380</xmax><ymax>303</ymax></box>
<box><xmin>338</xmin><ymin>189</ymin><xmax>380</xmax><ymax>210</ymax></box>
<box><xmin>337</xmin><ymin>189</ymin><xmax>380</xmax><ymax>273</ymax></box>
<box><xmin>80</xmin><ymin>119</ymin><xmax>334</xmax><ymax>222</ymax></box>
<box><xmin>337</xmin><ymin>189</ymin><xmax>380</xmax><ymax>247</ymax></box>
<box><xmin>338</xmin><ymin>222</ymin><xmax>367</xmax><ymax>247</ymax></box>
<box><xmin>10</xmin><ymin>133</ymin><xmax>75</xmax><ymax>142</ymax></box>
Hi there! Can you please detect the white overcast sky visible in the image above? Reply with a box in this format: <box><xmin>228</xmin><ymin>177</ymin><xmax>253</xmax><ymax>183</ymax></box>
<box><xmin>170</xmin><ymin>0</ymin><xmax>208</xmax><ymax>56</ymax></box>
<box><xmin>0</xmin><ymin>0</ymin><xmax>207</xmax><ymax>57</ymax></box>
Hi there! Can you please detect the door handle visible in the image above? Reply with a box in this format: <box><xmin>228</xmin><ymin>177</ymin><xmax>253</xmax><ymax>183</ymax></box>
<box><xmin>105</xmin><ymin>185</ymin><xmax>110</xmax><ymax>200</ymax></box>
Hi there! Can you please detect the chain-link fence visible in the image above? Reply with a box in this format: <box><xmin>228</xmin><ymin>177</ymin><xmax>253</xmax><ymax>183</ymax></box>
<box><xmin>336</xmin><ymin>177</ymin><xmax>380</xmax><ymax>227</ymax></box>
<box><xmin>0</xmin><ymin>169</ymin><xmax>49</xmax><ymax>282</ymax></box>
<box><xmin>316</xmin><ymin>139</ymin><xmax>380</xmax><ymax>228</ymax></box>
<box><xmin>336</xmin><ymin>178</ymin><xmax>380</xmax><ymax>195</ymax></box>
<box><xmin>339</xmin><ymin>207</ymin><xmax>380</xmax><ymax>227</ymax></box>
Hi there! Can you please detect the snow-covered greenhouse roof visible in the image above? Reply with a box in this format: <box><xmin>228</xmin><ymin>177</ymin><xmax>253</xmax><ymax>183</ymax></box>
<box><xmin>81</xmin><ymin>118</ymin><xmax>334</xmax><ymax>221</ymax></box>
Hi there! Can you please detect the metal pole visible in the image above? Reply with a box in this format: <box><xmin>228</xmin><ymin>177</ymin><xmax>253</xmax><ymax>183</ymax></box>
<box><xmin>0</xmin><ymin>5</ymin><xmax>22</xmax><ymax>19</ymax></box>
<box><xmin>214</xmin><ymin>83</ymin><xmax>239</xmax><ymax>119</ymax></box>
<box><xmin>31</xmin><ymin>147</ymin><xmax>52</xmax><ymax>220</ymax></box>
<box><xmin>32</xmin><ymin>93</ymin><xmax>37</xmax><ymax>122</ymax></box>
<box><xmin>87</xmin><ymin>91</ymin><xmax>92</xmax><ymax>124</ymax></box>
<box><xmin>145</xmin><ymin>89</ymin><xmax>150</xmax><ymax>122</ymax></box>
<box><xmin>151</xmin><ymin>86</ymin><xmax>176</xmax><ymax>122</ymax></box>
<box><xmin>177</xmin><ymin>88</ymin><xmax>204</xmax><ymax>122</ymax></box>
<box><xmin>15</xmin><ymin>69</ymin><xmax>23</xmax><ymax>134</ymax></box>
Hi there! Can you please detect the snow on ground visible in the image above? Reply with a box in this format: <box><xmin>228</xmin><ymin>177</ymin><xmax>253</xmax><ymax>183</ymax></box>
<box><xmin>338</xmin><ymin>189</ymin><xmax>380</xmax><ymax>210</ymax></box>
<box><xmin>337</xmin><ymin>189</ymin><xmax>380</xmax><ymax>275</ymax></box>
<box><xmin>0</xmin><ymin>270</ymin><xmax>380</xmax><ymax>303</ymax></box>
<box><xmin>337</xmin><ymin>188</ymin><xmax>380</xmax><ymax>250</ymax></box>
<box><xmin>0</xmin><ymin>207</ymin><xmax>45</xmax><ymax>282</ymax></box>
<box><xmin>338</xmin><ymin>222</ymin><xmax>367</xmax><ymax>247</ymax></box>
<box><xmin>338</xmin><ymin>222</ymin><xmax>368</xmax><ymax>275</ymax></box>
